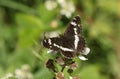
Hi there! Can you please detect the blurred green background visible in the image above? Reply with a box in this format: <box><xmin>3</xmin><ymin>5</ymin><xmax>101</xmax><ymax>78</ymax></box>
<box><xmin>0</xmin><ymin>0</ymin><xmax>120</xmax><ymax>79</ymax></box>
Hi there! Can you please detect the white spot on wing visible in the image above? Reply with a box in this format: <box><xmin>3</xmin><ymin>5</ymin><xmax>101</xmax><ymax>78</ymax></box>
<box><xmin>44</xmin><ymin>40</ymin><xmax>46</xmax><ymax>42</ymax></box>
<box><xmin>53</xmin><ymin>43</ymin><xmax>60</xmax><ymax>48</ymax></box>
<box><xmin>71</xmin><ymin>21</ymin><xmax>77</xmax><ymax>26</ymax></box>
<box><xmin>48</xmin><ymin>39</ymin><xmax>52</xmax><ymax>45</ymax></box>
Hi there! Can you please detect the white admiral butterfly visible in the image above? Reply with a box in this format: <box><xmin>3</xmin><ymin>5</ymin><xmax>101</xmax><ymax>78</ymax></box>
<box><xmin>42</xmin><ymin>15</ymin><xmax>90</xmax><ymax>60</ymax></box>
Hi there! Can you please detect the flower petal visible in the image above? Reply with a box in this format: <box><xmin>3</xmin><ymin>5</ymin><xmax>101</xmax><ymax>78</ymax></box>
<box><xmin>82</xmin><ymin>47</ymin><xmax>90</xmax><ymax>55</ymax></box>
<box><xmin>45</xmin><ymin>1</ymin><xmax>57</xmax><ymax>10</ymax></box>
<box><xmin>79</xmin><ymin>56</ymin><xmax>88</xmax><ymax>61</ymax></box>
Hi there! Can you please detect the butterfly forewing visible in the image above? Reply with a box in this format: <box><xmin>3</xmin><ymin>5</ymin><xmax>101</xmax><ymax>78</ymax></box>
<box><xmin>42</xmin><ymin>37</ymin><xmax>62</xmax><ymax>51</ymax></box>
<box><xmin>64</xmin><ymin>15</ymin><xmax>82</xmax><ymax>37</ymax></box>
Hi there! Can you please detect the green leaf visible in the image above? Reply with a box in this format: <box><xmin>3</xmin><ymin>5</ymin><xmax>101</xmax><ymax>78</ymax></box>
<box><xmin>16</xmin><ymin>13</ymin><xmax>44</xmax><ymax>48</ymax></box>
<box><xmin>0</xmin><ymin>0</ymin><xmax>35</xmax><ymax>14</ymax></box>
<box><xmin>89</xmin><ymin>16</ymin><xmax>112</xmax><ymax>37</ymax></box>
<box><xmin>97</xmin><ymin>0</ymin><xmax>117</xmax><ymax>14</ymax></box>
<box><xmin>37</xmin><ymin>4</ymin><xmax>57</xmax><ymax>22</ymax></box>
<box><xmin>80</xmin><ymin>65</ymin><xmax>108</xmax><ymax>79</ymax></box>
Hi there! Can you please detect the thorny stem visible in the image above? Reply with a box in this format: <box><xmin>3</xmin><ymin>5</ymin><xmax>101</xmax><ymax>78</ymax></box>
<box><xmin>61</xmin><ymin>58</ymin><xmax>68</xmax><ymax>72</ymax></box>
<box><xmin>61</xmin><ymin>58</ymin><xmax>73</xmax><ymax>72</ymax></box>
<box><xmin>61</xmin><ymin>65</ymin><xmax>65</xmax><ymax>72</ymax></box>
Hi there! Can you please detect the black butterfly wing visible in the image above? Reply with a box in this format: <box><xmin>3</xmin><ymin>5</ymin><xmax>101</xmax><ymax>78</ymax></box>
<box><xmin>62</xmin><ymin>15</ymin><xmax>86</xmax><ymax>58</ymax></box>
<box><xmin>42</xmin><ymin>37</ymin><xmax>62</xmax><ymax>51</ymax></box>
<box><xmin>60</xmin><ymin>36</ymin><xmax>86</xmax><ymax>59</ymax></box>
<box><xmin>60</xmin><ymin>36</ymin><xmax>76</xmax><ymax>58</ymax></box>
<box><xmin>42</xmin><ymin>15</ymin><xmax>86</xmax><ymax>59</ymax></box>
<box><xmin>42</xmin><ymin>36</ymin><xmax>75</xmax><ymax>58</ymax></box>
<box><xmin>77</xmin><ymin>36</ymin><xmax>86</xmax><ymax>53</ymax></box>
<box><xmin>64</xmin><ymin>15</ymin><xmax>82</xmax><ymax>37</ymax></box>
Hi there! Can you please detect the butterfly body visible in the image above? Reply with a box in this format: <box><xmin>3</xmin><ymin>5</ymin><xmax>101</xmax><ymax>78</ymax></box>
<box><xmin>42</xmin><ymin>15</ymin><xmax>86</xmax><ymax>59</ymax></box>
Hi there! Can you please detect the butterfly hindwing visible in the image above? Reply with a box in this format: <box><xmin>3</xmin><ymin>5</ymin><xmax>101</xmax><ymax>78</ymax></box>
<box><xmin>51</xmin><ymin>36</ymin><xmax>75</xmax><ymax>59</ymax></box>
<box><xmin>60</xmin><ymin>51</ymin><xmax>75</xmax><ymax>58</ymax></box>
<box><xmin>77</xmin><ymin>36</ymin><xmax>86</xmax><ymax>52</ymax></box>
<box><xmin>60</xmin><ymin>36</ymin><xmax>85</xmax><ymax>58</ymax></box>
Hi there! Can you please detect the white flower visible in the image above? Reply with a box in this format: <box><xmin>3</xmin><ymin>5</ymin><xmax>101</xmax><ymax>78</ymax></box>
<box><xmin>1</xmin><ymin>73</ymin><xmax>14</xmax><ymax>79</ymax></box>
<box><xmin>45</xmin><ymin>0</ymin><xmax>57</xmax><ymax>10</ymax></box>
<box><xmin>15</xmin><ymin>69</ymin><xmax>23</xmax><ymax>79</ymax></box>
<box><xmin>79</xmin><ymin>47</ymin><xmax>90</xmax><ymax>61</ymax></box>
<box><xmin>60</xmin><ymin>1</ymin><xmax>75</xmax><ymax>18</ymax></box>
<box><xmin>69</xmin><ymin>76</ymin><xmax>72</xmax><ymax>79</ymax></box>
<box><xmin>57</xmin><ymin>0</ymin><xmax>66</xmax><ymax>6</ymax></box>
<box><xmin>82</xmin><ymin>47</ymin><xmax>90</xmax><ymax>55</ymax></box>
<box><xmin>1</xmin><ymin>65</ymin><xmax>33</xmax><ymax>79</ymax></box>
<box><xmin>79</xmin><ymin>55</ymin><xmax>88</xmax><ymax>61</ymax></box>
<box><xmin>44</xmin><ymin>31</ymin><xmax>61</xmax><ymax>38</ymax></box>
<box><xmin>15</xmin><ymin>65</ymin><xmax>33</xmax><ymax>79</ymax></box>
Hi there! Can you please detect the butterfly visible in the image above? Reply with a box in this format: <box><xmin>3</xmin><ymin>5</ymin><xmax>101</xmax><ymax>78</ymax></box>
<box><xmin>42</xmin><ymin>15</ymin><xmax>90</xmax><ymax>60</ymax></box>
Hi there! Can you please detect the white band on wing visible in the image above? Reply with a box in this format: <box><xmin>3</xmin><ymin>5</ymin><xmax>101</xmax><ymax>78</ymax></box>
<box><xmin>59</xmin><ymin>46</ymin><xmax>73</xmax><ymax>52</ymax></box>
<box><xmin>53</xmin><ymin>43</ymin><xmax>73</xmax><ymax>52</ymax></box>
<box><xmin>74</xmin><ymin>28</ymin><xmax>79</xmax><ymax>49</ymax></box>
<box><xmin>71</xmin><ymin>21</ymin><xmax>77</xmax><ymax>26</ymax></box>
